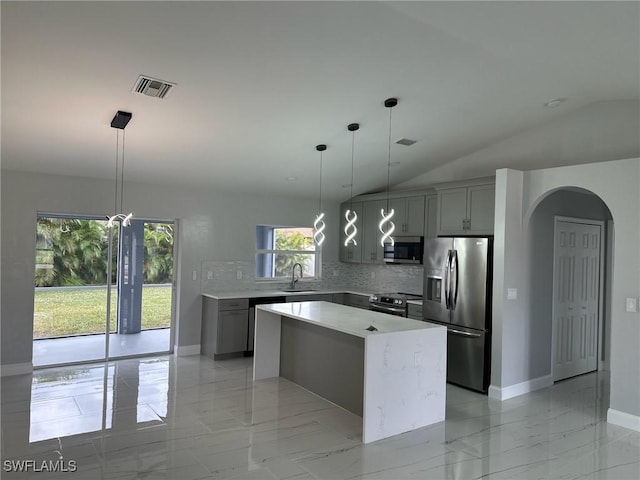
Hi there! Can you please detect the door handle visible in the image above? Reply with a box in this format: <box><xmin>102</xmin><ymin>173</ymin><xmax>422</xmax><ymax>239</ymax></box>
<box><xmin>448</xmin><ymin>328</ymin><xmax>482</xmax><ymax>338</ymax></box>
<box><xmin>451</xmin><ymin>249</ymin><xmax>459</xmax><ymax>309</ymax></box>
<box><xmin>444</xmin><ymin>250</ymin><xmax>451</xmax><ymax>309</ymax></box>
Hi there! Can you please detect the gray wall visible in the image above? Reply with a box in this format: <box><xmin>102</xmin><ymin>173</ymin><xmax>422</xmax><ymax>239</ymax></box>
<box><xmin>492</xmin><ymin>157</ymin><xmax>640</xmax><ymax>422</ymax></box>
<box><xmin>1</xmin><ymin>170</ymin><xmax>340</xmax><ymax>367</ymax></box>
<box><xmin>527</xmin><ymin>190</ymin><xmax>613</xmax><ymax>378</ymax></box>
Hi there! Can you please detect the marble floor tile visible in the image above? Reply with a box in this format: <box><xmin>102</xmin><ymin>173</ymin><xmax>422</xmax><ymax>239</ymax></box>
<box><xmin>2</xmin><ymin>355</ymin><xmax>639</xmax><ymax>480</ymax></box>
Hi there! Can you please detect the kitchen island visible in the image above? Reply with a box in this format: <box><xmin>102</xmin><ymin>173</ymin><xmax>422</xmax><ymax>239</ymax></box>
<box><xmin>254</xmin><ymin>301</ymin><xmax>446</xmax><ymax>443</ymax></box>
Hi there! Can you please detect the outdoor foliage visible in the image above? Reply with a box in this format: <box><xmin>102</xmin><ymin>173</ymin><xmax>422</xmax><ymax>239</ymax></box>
<box><xmin>274</xmin><ymin>228</ymin><xmax>315</xmax><ymax>277</ymax></box>
<box><xmin>35</xmin><ymin>218</ymin><xmax>173</xmax><ymax>287</ymax></box>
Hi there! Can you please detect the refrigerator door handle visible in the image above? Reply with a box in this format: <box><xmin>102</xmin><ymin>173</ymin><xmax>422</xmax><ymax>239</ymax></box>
<box><xmin>448</xmin><ymin>328</ymin><xmax>482</xmax><ymax>338</ymax></box>
<box><xmin>451</xmin><ymin>249</ymin><xmax>459</xmax><ymax>309</ymax></box>
<box><xmin>443</xmin><ymin>250</ymin><xmax>451</xmax><ymax>309</ymax></box>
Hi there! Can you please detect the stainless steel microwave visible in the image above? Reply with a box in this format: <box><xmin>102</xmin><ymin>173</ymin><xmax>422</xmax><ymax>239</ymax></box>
<box><xmin>383</xmin><ymin>236</ymin><xmax>424</xmax><ymax>264</ymax></box>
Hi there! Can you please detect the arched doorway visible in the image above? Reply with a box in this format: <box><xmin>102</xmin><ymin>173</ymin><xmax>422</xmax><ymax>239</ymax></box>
<box><xmin>526</xmin><ymin>187</ymin><xmax>614</xmax><ymax>381</ymax></box>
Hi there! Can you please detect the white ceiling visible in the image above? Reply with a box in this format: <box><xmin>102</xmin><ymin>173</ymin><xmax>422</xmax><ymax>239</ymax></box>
<box><xmin>2</xmin><ymin>1</ymin><xmax>639</xmax><ymax>201</ymax></box>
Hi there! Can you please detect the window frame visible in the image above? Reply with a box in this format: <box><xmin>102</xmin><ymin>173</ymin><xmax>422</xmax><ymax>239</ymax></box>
<box><xmin>255</xmin><ymin>224</ymin><xmax>321</xmax><ymax>282</ymax></box>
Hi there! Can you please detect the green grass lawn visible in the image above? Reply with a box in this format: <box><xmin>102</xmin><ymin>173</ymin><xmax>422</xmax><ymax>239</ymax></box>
<box><xmin>33</xmin><ymin>286</ymin><xmax>172</xmax><ymax>339</ymax></box>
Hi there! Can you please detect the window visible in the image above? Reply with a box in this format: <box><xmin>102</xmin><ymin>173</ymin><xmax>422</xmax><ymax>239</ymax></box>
<box><xmin>255</xmin><ymin>225</ymin><xmax>320</xmax><ymax>280</ymax></box>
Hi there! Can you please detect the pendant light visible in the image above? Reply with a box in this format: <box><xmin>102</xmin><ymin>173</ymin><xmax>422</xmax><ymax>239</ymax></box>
<box><xmin>108</xmin><ymin>110</ymin><xmax>134</xmax><ymax>228</ymax></box>
<box><xmin>313</xmin><ymin>144</ymin><xmax>327</xmax><ymax>246</ymax></box>
<box><xmin>105</xmin><ymin>110</ymin><xmax>134</xmax><ymax>360</ymax></box>
<box><xmin>344</xmin><ymin>123</ymin><xmax>360</xmax><ymax>246</ymax></box>
<box><xmin>379</xmin><ymin>98</ymin><xmax>397</xmax><ymax>247</ymax></box>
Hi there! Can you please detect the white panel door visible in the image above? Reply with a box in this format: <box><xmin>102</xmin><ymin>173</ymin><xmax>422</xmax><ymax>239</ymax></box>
<box><xmin>553</xmin><ymin>220</ymin><xmax>601</xmax><ymax>381</ymax></box>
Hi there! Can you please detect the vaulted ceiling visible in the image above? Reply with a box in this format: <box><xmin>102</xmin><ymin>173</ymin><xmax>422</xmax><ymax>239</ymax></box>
<box><xmin>2</xmin><ymin>1</ymin><xmax>639</xmax><ymax>200</ymax></box>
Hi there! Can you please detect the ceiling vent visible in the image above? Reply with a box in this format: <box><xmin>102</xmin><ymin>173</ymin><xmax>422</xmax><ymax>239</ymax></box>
<box><xmin>132</xmin><ymin>75</ymin><xmax>176</xmax><ymax>99</ymax></box>
<box><xmin>395</xmin><ymin>137</ymin><xmax>417</xmax><ymax>146</ymax></box>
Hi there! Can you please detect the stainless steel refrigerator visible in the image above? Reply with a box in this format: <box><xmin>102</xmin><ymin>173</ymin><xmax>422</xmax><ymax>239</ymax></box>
<box><xmin>423</xmin><ymin>237</ymin><xmax>493</xmax><ymax>393</ymax></box>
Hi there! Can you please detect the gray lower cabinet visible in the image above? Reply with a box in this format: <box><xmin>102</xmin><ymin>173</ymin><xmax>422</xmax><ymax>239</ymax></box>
<box><xmin>407</xmin><ymin>303</ymin><xmax>423</xmax><ymax>320</ymax></box>
<box><xmin>285</xmin><ymin>293</ymin><xmax>334</xmax><ymax>302</ymax></box>
<box><xmin>203</xmin><ymin>293</ymin><xmax>348</xmax><ymax>358</ymax></box>
<box><xmin>332</xmin><ymin>292</ymin><xmax>346</xmax><ymax>305</ymax></box>
<box><xmin>201</xmin><ymin>297</ymin><xmax>249</xmax><ymax>358</ymax></box>
<box><xmin>344</xmin><ymin>293</ymin><xmax>370</xmax><ymax>310</ymax></box>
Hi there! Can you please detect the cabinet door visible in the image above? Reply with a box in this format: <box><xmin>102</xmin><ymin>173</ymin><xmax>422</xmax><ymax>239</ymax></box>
<box><xmin>437</xmin><ymin>187</ymin><xmax>468</xmax><ymax>235</ymax></box>
<box><xmin>285</xmin><ymin>294</ymin><xmax>334</xmax><ymax>302</ymax></box>
<box><xmin>425</xmin><ymin>195</ymin><xmax>438</xmax><ymax>238</ymax></box>
<box><xmin>405</xmin><ymin>196</ymin><xmax>425</xmax><ymax>235</ymax></box>
<box><xmin>340</xmin><ymin>201</ymin><xmax>363</xmax><ymax>263</ymax></box>
<box><xmin>388</xmin><ymin>198</ymin><xmax>407</xmax><ymax>233</ymax></box>
<box><xmin>216</xmin><ymin>309</ymin><xmax>249</xmax><ymax>354</ymax></box>
<box><xmin>362</xmin><ymin>200</ymin><xmax>385</xmax><ymax>263</ymax></box>
<box><xmin>346</xmin><ymin>293</ymin><xmax>371</xmax><ymax>309</ymax></box>
<box><xmin>467</xmin><ymin>185</ymin><xmax>495</xmax><ymax>234</ymax></box>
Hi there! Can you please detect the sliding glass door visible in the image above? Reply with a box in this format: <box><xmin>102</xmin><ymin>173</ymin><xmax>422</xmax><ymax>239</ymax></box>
<box><xmin>33</xmin><ymin>215</ymin><xmax>175</xmax><ymax>367</ymax></box>
<box><xmin>108</xmin><ymin>220</ymin><xmax>174</xmax><ymax>359</ymax></box>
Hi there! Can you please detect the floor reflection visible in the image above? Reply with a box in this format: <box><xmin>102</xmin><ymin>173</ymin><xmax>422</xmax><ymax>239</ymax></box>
<box><xmin>1</xmin><ymin>355</ymin><xmax>638</xmax><ymax>480</ymax></box>
<box><xmin>26</xmin><ymin>359</ymin><xmax>169</xmax><ymax>443</ymax></box>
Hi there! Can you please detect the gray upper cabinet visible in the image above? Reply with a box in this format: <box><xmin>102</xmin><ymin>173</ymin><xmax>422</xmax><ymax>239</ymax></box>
<box><xmin>437</xmin><ymin>184</ymin><xmax>495</xmax><ymax>235</ymax></box>
<box><xmin>339</xmin><ymin>201</ymin><xmax>363</xmax><ymax>263</ymax></box>
<box><xmin>339</xmin><ymin>192</ymin><xmax>433</xmax><ymax>263</ymax></box>
<box><xmin>466</xmin><ymin>185</ymin><xmax>495</xmax><ymax>234</ymax></box>
<box><xmin>362</xmin><ymin>200</ymin><xmax>385</xmax><ymax>263</ymax></box>
<box><xmin>389</xmin><ymin>196</ymin><xmax>425</xmax><ymax>236</ymax></box>
<box><xmin>425</xmin><ymin>194</ymin><xmax>438</xmax><ymax>238</ymax></box>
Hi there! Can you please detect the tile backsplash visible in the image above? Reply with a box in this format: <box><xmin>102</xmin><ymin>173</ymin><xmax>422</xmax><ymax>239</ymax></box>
<box><xmin>200</xmin><ymin>260</ymin><xmax>423</xmax><ymax>295</ymax></box>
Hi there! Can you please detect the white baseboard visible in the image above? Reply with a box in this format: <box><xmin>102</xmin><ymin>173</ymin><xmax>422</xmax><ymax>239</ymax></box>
<box><xmin>607</xmin><ymin>408</ymin><xmax>640</xmax><ymax>432</ymax></box>
<box><xmin>488</xmin><ymin>374</ymin><xmax>553</xmax><ymax>401</ymax></box>
<box><xmin>1</xmin><ymin>362</ymin><xmax>34</xmax><ymax>377</ymax></box>
<box><xmin>175</xmin><ymin>344</ymin><xmax>200</xmax><ymax>356</ymax></box>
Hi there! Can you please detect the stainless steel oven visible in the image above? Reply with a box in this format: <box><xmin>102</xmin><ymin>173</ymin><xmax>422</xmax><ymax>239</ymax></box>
<box><xmin>368</xmin><ymin>292</ymin><xmax>422</xmax><ymax>317</ymax></box>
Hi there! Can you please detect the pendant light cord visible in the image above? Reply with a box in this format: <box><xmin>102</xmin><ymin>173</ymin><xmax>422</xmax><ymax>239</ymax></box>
<box><xmin>318</xmin><ymin>150</ymin><xmax>323</xmax><ymax>214</ymax></box>
<box><xmin>114</xmin><ymin>130</ymin><xmax>119</xmax><ymax>216</ymax></box>
<box><xmin>120</xmin><ymin>130</ymin><xmax>126</xmax><ymax>214</ymax></box>
<box><xmin>350</xmin><ymin>130</ymin><xmax>355</xmax><ymax>207</ymax></box>
<box><xmin>386</xmin><ymin>106</ymin><xmax>392</xmax><ymax>212</ymax></box>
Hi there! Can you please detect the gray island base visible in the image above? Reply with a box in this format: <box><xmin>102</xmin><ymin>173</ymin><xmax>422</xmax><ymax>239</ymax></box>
<box><xmin>254</xmin><ymin>301</ymin><xmax>447</xmax><ymax>444</ymax></box>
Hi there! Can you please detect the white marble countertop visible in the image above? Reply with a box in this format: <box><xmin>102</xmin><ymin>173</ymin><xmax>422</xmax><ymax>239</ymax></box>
<box><xmin>257</xmin><ymin>301</ymin><xmax>438</xmax><ymax>339</ymax></box>
<box><xmin>202</xmin><ymin>289</ymin><xmax>372</xmax><ymax>300</ymax></box>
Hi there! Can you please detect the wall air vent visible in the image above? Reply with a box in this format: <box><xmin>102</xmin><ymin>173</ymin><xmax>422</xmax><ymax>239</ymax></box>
<box><xmin>132</xmin><ymin>75</ymin><xmax>176</xmax><ymax>99</ymax></box>
<box><xmin>395</xmin><ymin>137</ymin><xmax>417</xmax><ymax>146</ymax></box>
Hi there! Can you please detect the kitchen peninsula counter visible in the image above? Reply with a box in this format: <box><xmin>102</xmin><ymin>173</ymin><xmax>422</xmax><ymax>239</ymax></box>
<box><xmin>254</xmin><ymin>301</ymin><xmax>446</xmax><ymax>443</ymax></box>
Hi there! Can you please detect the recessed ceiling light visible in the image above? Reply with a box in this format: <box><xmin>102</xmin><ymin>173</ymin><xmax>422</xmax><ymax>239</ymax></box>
<box><xmin>544</xmin><ymin>97</ymin><xmax>567</xmax><ymax>108</ymax></box>
<box><xmin>285</xmin><ymin>176</ymin><xmax>297</xmax><ymax>181</ymax></box>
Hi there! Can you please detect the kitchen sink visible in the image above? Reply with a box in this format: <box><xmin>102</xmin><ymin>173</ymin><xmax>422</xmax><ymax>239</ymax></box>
<box><xmin>279</xmin><ymin>289</ymin><xmax>318</xmax><ymax>293</ymax></box>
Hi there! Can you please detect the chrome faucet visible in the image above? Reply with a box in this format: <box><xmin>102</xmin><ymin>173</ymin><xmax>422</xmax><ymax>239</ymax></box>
<box><xmin>290</xmin><ymin>262</ymin><xmax>303</xmax><ymax>289</ymax></box>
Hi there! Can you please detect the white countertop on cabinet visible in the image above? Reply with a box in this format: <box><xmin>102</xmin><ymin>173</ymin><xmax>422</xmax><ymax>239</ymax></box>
<box><xmin>258</xmin><ymin>301</ymin><xmax>436</xmax><ymax>338</ymax></box>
